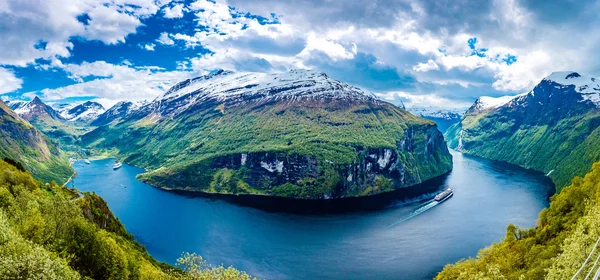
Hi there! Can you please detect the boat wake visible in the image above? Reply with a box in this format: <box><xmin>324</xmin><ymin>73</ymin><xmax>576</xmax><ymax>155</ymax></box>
<box><xmin>386</xmin><ymin>200</ymin><xmax>440</xmax><ymax>228</ymax></box>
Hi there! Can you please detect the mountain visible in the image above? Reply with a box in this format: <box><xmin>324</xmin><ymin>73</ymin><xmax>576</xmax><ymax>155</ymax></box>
<box><xmin>91</xmin><ymin>100</ymin><xmax>146</xmax><ymax>126</ymax></box>
<box><xmin>445</xmin><ymin>71</ymin><xmax>600</xmax><ymax>190</ymax></box>
<box><xmin>0</xmin><ymin>100</ymin><xmax>72</xmax><ymax>183</ymax></box>
<box><xmin>13</xmin><ymin>96</ymin><xmax>64</xmax><ymax>122</ymax></box>
<box><xmin>406</xmin><ymin>106</ymin><xmax>464</xmax><ymax>133</ymax></box>
<box><xmin>82</xmin><ymin>69</ymin><xmax>452</xmax><ymax>199</ymax></box>
<box><xmin>59</xmin><ymin>101</ymin><xmax>105</xmax><ymax>123</ymax></box>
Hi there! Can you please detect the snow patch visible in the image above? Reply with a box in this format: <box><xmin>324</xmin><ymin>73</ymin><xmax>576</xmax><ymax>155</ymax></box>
<box><xmin>261</xmin><ymin>160</ymin><xmax>284</xmax><ymax>173</ymax></box>
<box><xmin>406</xmin><ymin>106</ymin><xmax>465</xmax><ymax>120</ymax></box>
<box><xmin>377</xmin><ymin>149</ymin><xmax>392</xmax><ymax>169</ymax></box>
<box><xmin>241</xmin><ymin>154</ymin><xmax>247</xmax><ymax>166</ymax></box>
<box><xmin>155</xmin><ymin>69</ymin><xmax>378</xmax><ymax>115</ymax></box>
<box><xmin>544</xmin><ymin>71</ymin><xmax>600</xmax><ymax>107</ymax></box>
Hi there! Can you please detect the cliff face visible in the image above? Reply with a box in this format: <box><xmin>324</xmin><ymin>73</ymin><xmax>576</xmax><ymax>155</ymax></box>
<box><xmin>139</xmin><ymin>124</ymin><xmax>450</xmax><ymax>199</ymax></box>
<box><xmin>84</xmin><ymin>70</ymin><xmax>452</xmax><ymax>199</ymax></box>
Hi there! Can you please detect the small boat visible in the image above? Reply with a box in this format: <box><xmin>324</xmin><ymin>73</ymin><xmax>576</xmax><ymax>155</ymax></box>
<box><xmin>113</xmin><ymin>162</ymin><xmax>122</xmax><ymax>170</ymax></box>
<box><xmin>84</xmin><ymin>159</ymin><xmax>91</xmax><ymax>165</ymax></box>
<box><xmin>120</xmin><ymin>184</ymin><xmax>126</xmax><ymax>188</ymax></box>
<box><xmin>434</xmin><ymin>188</ymin><xmax>453</xmax><ymax>202</ymax></box>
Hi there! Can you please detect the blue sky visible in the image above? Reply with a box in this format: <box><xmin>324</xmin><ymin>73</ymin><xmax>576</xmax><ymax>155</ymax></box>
<box><xmin>1</xmin><ymin>0</ymin><xmax>599</xmax><ymax>109</ymax></box>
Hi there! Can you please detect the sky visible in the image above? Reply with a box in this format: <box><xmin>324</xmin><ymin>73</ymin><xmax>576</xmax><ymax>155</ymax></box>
<box><xmin>1</xmin><ymin>0</ymin><xmax>599</xmax><ymax>109</ymax></box>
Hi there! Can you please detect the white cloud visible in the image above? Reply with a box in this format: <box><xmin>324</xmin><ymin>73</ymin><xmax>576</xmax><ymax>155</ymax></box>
<box><xmin>378</xmin><ymin>91</ymin><xmax>472</xmax><ymax>109</ymax></box>
<box><xmin>143</xmin><ymin>43</ymin><xmax>156</xmax><ymax>51</ymax></box>
<box><xmin>157</xmin><ymin>32</ymin><xmax>175</xmax><ymax>45</ymax></box>
<box><xmin>0</xmin><ymin>0</ymin><xmax>171</xmax><ymax>66</ymax></box>
<box><xmin>82</xmin><ymin>5</ymin><xmax>142</xmax><ymax>44</ymax></box>
<box><xmin>33</xmin><ymin>61</ymin><xmax>194</xmax><ymax>103</ymax></box>
<box><xmin>0</xmin><ymin>68</ymin><xmax>23</xmax><ymax>95</ymax></box>
<box><xmin>298</xmin><ymin>33</ymin><xmax>357</xmax><ymax>61</ymax></box>
<box><xmin>163</xmin><ymin>3</ymin><xmax>185</xmax><ymax>18</ymax></box>
<box><xmin>413</xmin><ymin>59</ymin><xmax>439</xmax><ymax>72</ymax></box>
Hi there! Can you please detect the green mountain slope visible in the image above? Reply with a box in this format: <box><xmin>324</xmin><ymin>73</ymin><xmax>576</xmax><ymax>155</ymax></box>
<box><xmin>82</xmin><ymin>70</ymin><xmax>452</xmax><ymax>199</ymax></box>
<box><xmin>445</xmin><ymin>71</ymin><xmax>600</xmax><ymax>191</ymax></box>
<box><xmin>436</xmin><ymin>161</ymin><xmax>600</xmax><ymax>279</ymax></box>
<box><xmin>0</xmin><ymin>100</ymin><xmax>72</xmax><ymax>183</ymax></box>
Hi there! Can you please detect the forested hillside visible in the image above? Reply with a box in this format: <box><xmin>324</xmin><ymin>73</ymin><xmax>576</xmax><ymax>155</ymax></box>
<box><xmin>436</xmin><ymin>161</ymin><xmax>600</xmax><ymax>279</ymax></box>
<box><xmin>0</xmin><ymin>159</ymin><xmax>254</xmax><ymax>279</ymax></box>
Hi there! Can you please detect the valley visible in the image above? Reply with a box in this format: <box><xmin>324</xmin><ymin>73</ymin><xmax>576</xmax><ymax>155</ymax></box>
<box><xmin>4</xmin><ymin>68</ymin><xmax>600</xmax><ymax>279</ymax></box>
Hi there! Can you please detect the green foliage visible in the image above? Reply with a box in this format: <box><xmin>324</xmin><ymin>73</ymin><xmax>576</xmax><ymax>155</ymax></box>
<box><xmin>177</xmin><ymin>252</ymin><xmax>256</xmax><ymax>280</ymax></box>
<box><xmin>0</xmin><ymin>159</ymin><xmax>251</xmax><ymax>279</ymax></box>
<box><xmin>436</xmin><ymin>162</ymin><xmax>600</xmax><ymax>279</ymax></box>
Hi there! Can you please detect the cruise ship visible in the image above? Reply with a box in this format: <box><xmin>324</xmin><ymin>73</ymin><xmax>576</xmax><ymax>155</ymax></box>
<box><xmin>434</xmin><ymin>188</ymin><xmax>453</xmax><ymax>202</ymax></box>
<box><xmin>113</xmin><ymin>162</ymin><xmax>122</xmax><ymax>170</ymax></box>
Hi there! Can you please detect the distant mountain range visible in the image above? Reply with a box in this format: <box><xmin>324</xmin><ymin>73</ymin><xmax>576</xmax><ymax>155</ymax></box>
<box><xmin>445</xmin><ymin>71</ymin><xmax>600</xmax><ymax>190</ymax></box>
<box><xmin>58</xmin><ymin>101</ymin><xmax>105</xmax><ymax>122</ymax></box>
<box><xmin>80</xmin><ymin>69</ymin><xmax>453</xmax><ymax>199</ymax></box>
<box><xmin>91</xmin><ymin>101</ymin><xmax>146</xmax><ymax>126</ymax></box>
<box><xmin>406</xmin><ymin>106</ymin><xmax>464</xmax><ymax>133</ymax></box>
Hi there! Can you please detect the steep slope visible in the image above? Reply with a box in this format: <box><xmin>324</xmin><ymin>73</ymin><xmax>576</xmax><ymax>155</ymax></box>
<box><xmin>59</xmin><ymin>101</ymin><xmax>105</xmax><ymax>123</ymax></box>
<box><xmin>91</xmin><ymin>100</ymin><xmax>146</xmax><ymax>126</ymax></box>
<box><xmin>445</xmin><ymin>71</ymin><xmax>600</xmax><ymax>190</ymax></box>
<box><xmin>407</xmin><ymin>106</ymin><xmax>464</xmax><ymax>133</ymax></box>
<box><xmin>0</xmin><ymin>100</ymin><xmax>72</xmax><ymax>183</ymax></box>
<box><xmin>83</xmin><ymin>69</ymin><xmax>452</xmax><ymax>199</ymax></box>
<box><xmin>436</xmin><ymin>161</ymin><xmax>600</xmax><ymax>279</ymax></box>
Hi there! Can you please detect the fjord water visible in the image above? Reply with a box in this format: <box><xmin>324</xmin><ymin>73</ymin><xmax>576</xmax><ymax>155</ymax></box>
<box><xmin>71</xmin><ymin>151</ymin><xmax>553</xmax><ymax>280</ymax></box>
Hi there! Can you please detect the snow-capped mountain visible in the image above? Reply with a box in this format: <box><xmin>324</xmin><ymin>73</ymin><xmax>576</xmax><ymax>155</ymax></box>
<box><xmin>144</xmin><ymin>69</ymin><xmax>378</xmax><ymax>117</ymax></box>
<box><xmin>11</xmin><ymin>96</ymin><xmax>64</xmax><ymax>121</ymax></box>
<box><xmin>446</xmin><ymin>71</ymin><xmax>600</xmax><ymax>189</ymax></box>
<box><xmin>544</xmin><ymin>71</ymin><xmax>600</xmax><ymax>106</ymax></box>
<box><xmin>82</xmin><ymin>69</ymin><xmax>452</xmax><ymax>199</ymax></box>
<box><xmin>91</xmin><ymin>100</ymin><xmax>146</xmax><ymax>126</ymax></box>
<box><xmin>406</xmin><ymin>106</ymin><xmax>465</xmax><ymax>133</ymax></box>
<box><xmin>59</xmin><ymin>101</ymin><xmax>105</xmax><ymax>122</ymax></box>
<box><xmin>407</xmin><ymin>106</ymin><xmax>465</xmax><ymax>120</ymax></box>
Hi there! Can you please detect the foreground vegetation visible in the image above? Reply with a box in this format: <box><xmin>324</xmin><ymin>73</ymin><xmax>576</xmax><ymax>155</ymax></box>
<box><xmin>436</xmin><ymin>162</ymin><xmax>600</xmax><ymax>279</ymax></box>
<box><xmin>0</xmin><ymin>158</ymin><xmax>254</xmax><ymax>279</ymax></box>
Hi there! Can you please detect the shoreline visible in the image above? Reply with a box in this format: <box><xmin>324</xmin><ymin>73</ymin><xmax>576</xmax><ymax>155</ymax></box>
<box><xmin>141</xmin><ymin>171</ymin><xmax>452</xmax><ymax>214</ymax></box>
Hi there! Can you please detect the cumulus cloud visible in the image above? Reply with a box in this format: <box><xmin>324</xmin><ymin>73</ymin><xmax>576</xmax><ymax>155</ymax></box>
<box><xmin>143</xmin><ymin>43</ymin><xmax>156</xmax><ymax>51</ymax></box>
<box><xmin>5</xmin><ymin>0</ymin><xmax>600</xmax><ymax>108</ymax></box>
<box><xmin>157</xmin><ymin>32</ymin><xmax>175</xmax><ymax>45</ymax></box>
<box><xmin>163</xmin><ymin>3</ymin><xmax>185</xmax><ymax>18</ymax></box>
<box><xmin>0</xmin><ymin>68</ymin><xmax>23</xmax><ymax>95</ymax></box>
<box><xmin>413</xmin><ymin>60</ymin><xmax>440</xmax><ymax>72</ymax></box>
<box><xmin>0</xmin><ymin>0</ymin><xmax>171</xmax><ymax>66</ymax></box>
<box><xmin>30</xmin><ymin>61</ymin><xmax>194</xmax><ymax>104</ymax></box>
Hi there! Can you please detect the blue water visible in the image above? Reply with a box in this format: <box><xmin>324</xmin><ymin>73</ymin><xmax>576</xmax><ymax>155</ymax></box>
<box><xmin>71</xmin><ymin>151</ymin><xmax>553</xmax><ymax>279</ymax></box>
